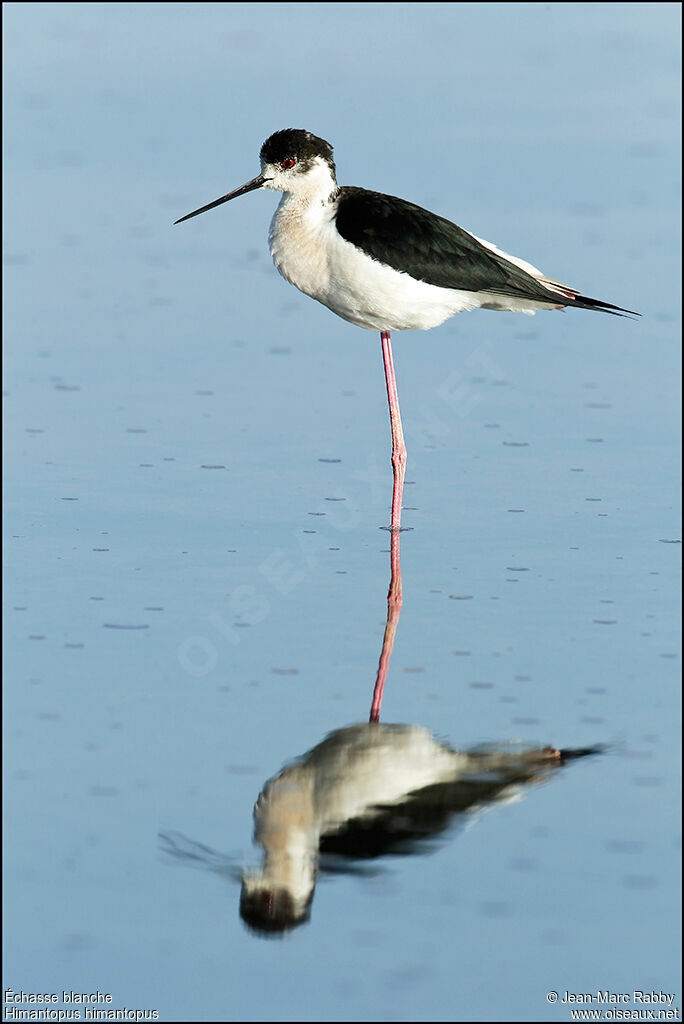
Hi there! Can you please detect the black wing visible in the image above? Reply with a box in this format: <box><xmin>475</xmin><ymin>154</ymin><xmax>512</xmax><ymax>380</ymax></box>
<box><xmin>335</xmin><ymin>187</ymin><xmax>638</xmax><ymax>316</ymax></box>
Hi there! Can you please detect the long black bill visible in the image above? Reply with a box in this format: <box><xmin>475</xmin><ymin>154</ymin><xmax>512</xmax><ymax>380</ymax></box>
<box><xmin>174</xmin><ymin>174</ymin><xmax>269</xmax><ymax>225</ymax></box>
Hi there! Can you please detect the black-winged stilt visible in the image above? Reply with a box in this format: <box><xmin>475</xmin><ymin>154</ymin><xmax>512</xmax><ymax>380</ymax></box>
<box><xmin>176</xmin><ymin>129</ymin><xmax>638</xmax><ymax>531</ymax></box>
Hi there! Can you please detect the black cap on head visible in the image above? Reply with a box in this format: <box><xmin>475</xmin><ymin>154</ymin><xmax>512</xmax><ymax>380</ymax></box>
<box><xmin>240</xmin><ymin>882</ymin><xmax>313</xmax><ymax>936</ymax></box>
<box><xmin>260</xmin><ymin>129</ymin><xmax>336</xmax><ymax>177</ymax></box>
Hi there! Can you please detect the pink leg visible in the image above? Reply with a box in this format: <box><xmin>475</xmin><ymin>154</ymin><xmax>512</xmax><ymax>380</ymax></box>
<box><xmin>369</xmin><ymin>526</ymin><xmax>403</xmax><ymax>723</ymax></box>
<box><xmin>370</xmin><ymin>331</ymin><xmax>407</xmax><ymax>722</ymax></box>
<box><xmin>380</xmin><ymin>330</ymin><xmax>407</xmax><ymax>532</ymax></box>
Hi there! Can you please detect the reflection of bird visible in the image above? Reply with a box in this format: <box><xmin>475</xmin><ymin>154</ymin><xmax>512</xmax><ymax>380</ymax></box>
<box><xmin>176</xmin><ymin>129</ymin><xmax>638</xmax><ymax>529</ymax></box>
<box><xmin>238</xmin><ymin>723</ymin><xmax>599</xmax><ymax>934</ymax></box>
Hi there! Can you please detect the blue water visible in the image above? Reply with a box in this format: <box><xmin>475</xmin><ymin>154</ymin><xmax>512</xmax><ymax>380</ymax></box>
<box><xmin>3</xmin><ymin>3</ymin><xmax>681</xmax><ymax>1021</ymax></box>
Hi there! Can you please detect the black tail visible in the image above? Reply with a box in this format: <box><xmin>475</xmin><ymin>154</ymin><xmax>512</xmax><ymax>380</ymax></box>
<box><xmin>567</xmin><ymin>293</ymin><xmax>640</xmax><ymax>318</ymax></box>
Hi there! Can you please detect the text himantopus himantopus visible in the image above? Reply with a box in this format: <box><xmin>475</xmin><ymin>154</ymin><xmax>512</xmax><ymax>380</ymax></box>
<box><xmin>176</xmin><ymin>129</ymin><xmax>638</xmax><ymax>530</ymax></box>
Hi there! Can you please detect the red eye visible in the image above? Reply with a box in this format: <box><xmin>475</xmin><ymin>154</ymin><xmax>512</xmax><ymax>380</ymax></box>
<box><xmin>281</xmin><ymin>157</ymin><xmax>295</xmax><ymax>169</ymax></box>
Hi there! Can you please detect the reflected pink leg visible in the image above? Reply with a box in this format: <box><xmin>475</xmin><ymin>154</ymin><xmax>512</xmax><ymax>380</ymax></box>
<box><xmin>381</xmin><ymin>330</ymin><xmax>407</xmax><ymax>533</ymax></box>
<box><xmin>369</xmin><ymin>526</ymin><xmax>403</xmax><ymax>723</ymax></box>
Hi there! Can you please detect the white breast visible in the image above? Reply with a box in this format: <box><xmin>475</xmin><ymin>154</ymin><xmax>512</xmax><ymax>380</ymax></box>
<box><xmin>269</xmin><ymin>194</ymin><xmax>335</xmax><ymax>308</ymax></box>
<box><xmin>269</xmin><ymin>196</ymin><xmax>478</xmax><ymax>331</ymax></box>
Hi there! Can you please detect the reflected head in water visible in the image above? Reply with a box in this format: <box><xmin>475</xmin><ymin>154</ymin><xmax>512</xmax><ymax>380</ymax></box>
<box><xmin>239</xmin><ymin>879</ymin><xmax>313</xmax><ymax>936</ymax></box>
